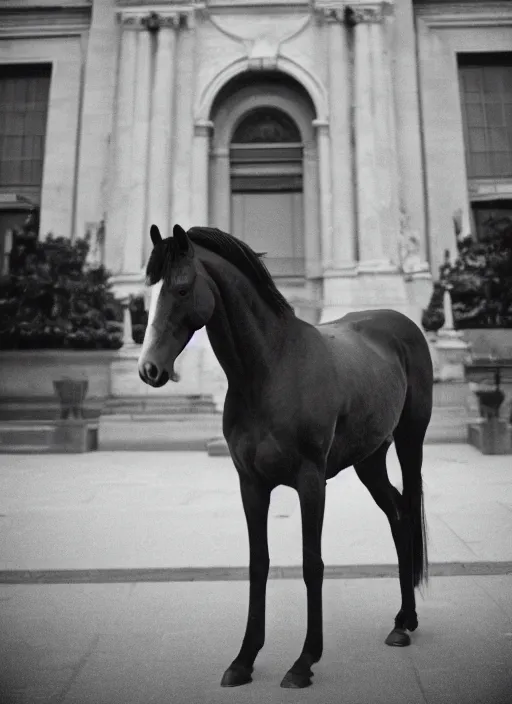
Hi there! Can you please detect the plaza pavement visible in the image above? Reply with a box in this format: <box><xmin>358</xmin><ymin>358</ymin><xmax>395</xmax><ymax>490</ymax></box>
<box><xmin>0</xmin><ymin>444</ymin><xmax>511</xmax><ymax>703</ymax></box>
<box><xmin>0</xmin><ymin>444</ymin><xmax>511</xmax><ymax>574</ymax></box>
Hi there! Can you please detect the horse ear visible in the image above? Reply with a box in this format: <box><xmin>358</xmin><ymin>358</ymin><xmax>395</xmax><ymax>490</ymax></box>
<box><xmin>173</xmin><ymin>224</ymin><xmax>191</xmax><ymax>255</ymax></box>
<box><xmin>150</xmin><ymin>224</ymin><xmax>162</xmax><ymax>246</ymax></box>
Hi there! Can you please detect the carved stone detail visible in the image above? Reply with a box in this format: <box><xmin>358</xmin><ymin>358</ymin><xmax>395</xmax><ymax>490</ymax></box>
<box><xmin>320</xmin><ymin>7</ymin><xmax>346</xmax><ymax>23</ymax></box>
<box><xmin>346</xmin><ymin>2</ymin><xmax>393</xmax><ymax>24</ymax></box>
<box><xmin>119</xmin><ymin>10</ymin><xmax>192</xmax><ymax>31</ymax></box>
<box><xmin>314</xmin><ymin>2</ymin><xmax>392</xmax><ymax>25</ymax></box>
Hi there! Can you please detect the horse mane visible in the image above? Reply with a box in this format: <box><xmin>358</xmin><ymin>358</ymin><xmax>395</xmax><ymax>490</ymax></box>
<box><xmin>146</xmin><ymin>226</ymin><xmax>293</xmax><ymax>317</ymax></box>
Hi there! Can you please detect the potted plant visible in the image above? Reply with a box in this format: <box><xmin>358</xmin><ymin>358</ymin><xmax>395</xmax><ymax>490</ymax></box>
<box><xmin>0</xmin><ymin>211</ymin><xmax>123</xmax><ymax>425</ymax></box>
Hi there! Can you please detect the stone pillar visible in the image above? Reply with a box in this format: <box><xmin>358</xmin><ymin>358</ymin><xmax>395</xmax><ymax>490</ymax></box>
<box><xmin>313</xmin><ymin>119</ymin><xmax>333</xmax><ymax>271</ymax></box>
<box><xmin>324</xmin><ymin>8</ymin><xmax>356</xmax><ymax>270</ymax></box>
<box><xmin>170</xmin><ymin>11</ymin><xmax>196</xmax><ymax>229</ymax></box>
<box><xmin>145</xmin><ymin>18</ymin><xmax>178</xmax><ymax>262</ymax></box>
<box><xmin>124</xmin><ymin>27</ymin><xmax>152</xmax><ymax>273</ymax></box>
<box><xmin>370</xmin><ymin>16</ymin><xmax>400</xmax><ymax>265</ymax></box>
<box><xmin>74</xmin><ymin>0</ymin><xmax>117</xmax><ymax>244</ymax></box>
<box><xmin>106</xmin><ymin>23</ymin><xmax>137</xmax><ymax>272</ymax></box>
<box><xmin>210</xmin><ymin>148</ymin><xmax>231</xmax><ymax>231</ymax></box>
<box><xmin>192</xmin><ymin>121</ymin><xmax>213</xmax><ymax>227</ymax></box>
<box><xmin>320</xmin><ymin>2</ymin><xmax>412</xmax><ymax>323</ymax></box>
<box><xmin>393</xmin><ymin>0</ymin><xmax>428</xmax><ymax>270</ymax></box>
<box><xmin>351</xmin><ymin>2</ymin><xmax>397</xmax><ymax>270</ymax></box>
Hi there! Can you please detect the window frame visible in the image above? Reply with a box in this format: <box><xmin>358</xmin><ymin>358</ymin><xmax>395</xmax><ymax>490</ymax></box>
<box><xmin>0</xmin><ymin>63</ymin><xmax>52</xmax><ymax>201</ymax></box>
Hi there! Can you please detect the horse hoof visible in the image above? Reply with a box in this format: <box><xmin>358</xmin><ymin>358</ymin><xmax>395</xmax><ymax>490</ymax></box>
<box><xmin>280</xmin><ymin>670</ymin><xmax>313</xmax><ymax>689</ymax></box>
<box><xmin>220</xmin><ymin>664</ymin><xmax>253</xmax><ymax>687</ymax></box>
<box><xmin>385</xmin><ymin>627</ymin><xmax>411</xmax><ymax>647</ymax></box>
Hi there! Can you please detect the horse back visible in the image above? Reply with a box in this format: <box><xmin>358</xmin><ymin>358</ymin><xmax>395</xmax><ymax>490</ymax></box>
<box><xmin>319</xmin><ymin>309</ymin><xmax>432</xmax><ymax>378</ymax></box>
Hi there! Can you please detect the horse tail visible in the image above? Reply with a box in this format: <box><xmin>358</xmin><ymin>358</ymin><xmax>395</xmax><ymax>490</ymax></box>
<box><xmin>402</xmin><ymin>467</ymin><xmax>428</xmax><ymax>588</ymax></box>
<box><xmin>394</xmin><ymin>395</ymin><xmax>431</xmax><ymax>588</ymax></box>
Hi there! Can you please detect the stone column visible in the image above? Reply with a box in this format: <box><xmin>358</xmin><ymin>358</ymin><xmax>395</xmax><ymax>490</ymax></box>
<box><xmin>170</xmin><ymin>11</ymin><xmax>196</xmax><ymax>229</ymax></box>
<box><xmin>192</xmin><ymin>121</ymin><xmax>213</xmax><ymax>227</ymax></box>
<box><xmin>324</xmin><ymin>7</ymin><xmax>356</xmax><ymax>270</ymax></box>
<box><xmin>313</xmin><ymin>119</ymin><xmax>333</xmax><ymax>271</ymax></box>
<box><xmin>106</xmin><ymin>23</ymin><xmax>137</xmax><ymax>272</ymax></box>
<box><xmin>210</xmin><ymin>148</ymin><xmax>231</xmax><ymax>231</ymax></box>
<box><xmin>371</xmin><ymin>17</ymin><xmax>400</xmax><ymax>264</ymax></box>
<box><xmin>145</xmin><ymin>17</ymin><xmax>179</xmax><ymax>261</ymax></box>
<box><xmin>351</xmin><ymin>2</ymin><xmax>397</xmax><ymax>270</ymax></box>
<box><xmin>393</xmin><ymin>0</ymin><xmax>428</xmax><ymax>269</ymax></box>
<box><xmin>124</xmin><ymin>26</ymin><xmax>152</xmax><ymax>273</ymax></box>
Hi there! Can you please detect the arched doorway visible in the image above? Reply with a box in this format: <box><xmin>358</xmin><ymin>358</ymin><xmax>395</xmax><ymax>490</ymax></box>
<box><xmin>209</xmin><ymin>75</ymin><xmax>319</xmax><ymax>284</ymax></box>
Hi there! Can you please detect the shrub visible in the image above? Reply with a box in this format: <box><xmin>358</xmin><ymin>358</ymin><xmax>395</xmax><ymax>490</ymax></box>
<box><xmin>0</xmin><ymin>216</ymin><xmax>123</xmax><ymax>350</ymax></box>
<box><xmin>422</xmin><ymin>216</ymin><xmax>512</xmax><ymax>331</ymax></box>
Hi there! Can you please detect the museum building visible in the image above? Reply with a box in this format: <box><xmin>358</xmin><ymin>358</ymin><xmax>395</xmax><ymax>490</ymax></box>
<box><xmin>1</xmin><ymin>0</ymin><xmax>511</xmax><ymax>327</ymax></box>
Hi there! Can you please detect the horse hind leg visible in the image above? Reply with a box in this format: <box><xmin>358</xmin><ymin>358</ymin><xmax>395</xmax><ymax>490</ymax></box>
<box><xmin>391</xmin><ymin>403</ymin><xmax>430</xmax><ymax>623</ymax></box>
<box><xmin>354</xmin><ymin>439</ymin><xmax>418</xmax><ymax>648</ymax></box>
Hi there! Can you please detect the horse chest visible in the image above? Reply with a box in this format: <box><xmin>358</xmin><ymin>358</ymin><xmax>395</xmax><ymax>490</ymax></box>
<box><xmin>228</xmin><ymin>425</ymin><xmax>297</xmax><ymax>487</ymax></box>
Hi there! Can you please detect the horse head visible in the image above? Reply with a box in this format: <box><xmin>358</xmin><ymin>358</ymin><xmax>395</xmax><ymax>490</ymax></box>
<box><xmin>138</xmin><ymin>224</ymin><xmax>215</xmax><ymax>388</ymax></box>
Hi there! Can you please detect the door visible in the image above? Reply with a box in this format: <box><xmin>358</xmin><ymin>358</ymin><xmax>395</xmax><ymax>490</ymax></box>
<box><xmin>231</xmin><ymin>191</ymin><xmax>304</xmax><ymax>276</ymax></box>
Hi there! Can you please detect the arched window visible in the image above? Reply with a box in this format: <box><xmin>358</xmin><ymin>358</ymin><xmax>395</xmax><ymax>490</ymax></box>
<box><xmin>230</xmin><ymin>107</ymin><xmax>304</xmax><ymax>278</ymax></box>
<box><xmin>232</xmin><ymin>108</ymin><xmax>301</xmax><ymax>144</ymax></box>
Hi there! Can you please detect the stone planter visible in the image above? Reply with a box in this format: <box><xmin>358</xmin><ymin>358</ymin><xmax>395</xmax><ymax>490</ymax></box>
<box><xmin>465</xmin><ymin>360</ymin><xmax>512</xmax><ymax>424</ymax></box>
<box><xmin>0</xmin><ymin>349</ymin><xmax>116</xmax><ymax>422</ymax></box>
<box><xmin>467</xmin><ymin>419</ymin><xmax>512</xmax><ymax>455</ymax></box>
<box><xmin>465</xmin><ymin>360</ymin><xmax>512</xmax><ymax>455</ymax></box>
<box><xmin>474</xmin><ymin>389</ymin><xmax>505</xmax><ymax>420</ymax></box>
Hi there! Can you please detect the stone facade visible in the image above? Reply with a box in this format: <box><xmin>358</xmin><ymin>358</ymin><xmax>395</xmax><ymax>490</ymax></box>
<box><xmin>1</xmin><ymin>0</ymin><xmax>512</xmax><ymax>399</ymax></box>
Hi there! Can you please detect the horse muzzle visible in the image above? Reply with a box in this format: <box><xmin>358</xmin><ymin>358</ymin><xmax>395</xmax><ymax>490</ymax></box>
<box><xmin>138</xmin><ymin>363</ymin><xmax>180</xmax><ymax>387</ymax></box>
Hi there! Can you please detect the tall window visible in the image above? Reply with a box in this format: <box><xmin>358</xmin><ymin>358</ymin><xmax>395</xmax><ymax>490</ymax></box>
<box><xmin>0</xmin><ymin>64</ymin><xmax>51</xmax><ymax>272</ymax></box>
<box><xmin>458</xmin><ymin>54</ymin><xmax>512</xmax><ymax>239</ymax></box>
<box><xmin>0</xmin><ymin>64</ymin><xmax>52</xmax><ymax>202</ymax></box>
<box><xmin>458</xmin><ymin>54</ymin><xmax>512</xmax><ymax>178</ymax></box>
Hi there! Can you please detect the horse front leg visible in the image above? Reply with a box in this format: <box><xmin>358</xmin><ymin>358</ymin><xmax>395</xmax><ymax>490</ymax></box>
<box><xmin>221</xmin><ymin>478</ymin><xmax>271</xmax><ymax>687</ymax></box>
<box><xmin>281</xmin><ymin>463</ymin><xmax>326</xmax><ymax>689</ymax></box>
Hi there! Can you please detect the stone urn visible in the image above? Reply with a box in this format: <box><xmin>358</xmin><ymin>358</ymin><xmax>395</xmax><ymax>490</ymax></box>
<box><xmin>474</xmin><ymin>388</ymin><xmax>505</xmax><ymax>420</ymax></box>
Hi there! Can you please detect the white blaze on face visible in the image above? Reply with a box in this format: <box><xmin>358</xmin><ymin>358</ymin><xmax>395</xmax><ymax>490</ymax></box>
<box><xmin>138</xmin><ymin>279</ymin><xmax>163</xmax><ymax>366</ymax></box>
<box><xmin>146</xmin><ymin>279</ymin><xmax>163</xmax><ymax>327</ymax></box>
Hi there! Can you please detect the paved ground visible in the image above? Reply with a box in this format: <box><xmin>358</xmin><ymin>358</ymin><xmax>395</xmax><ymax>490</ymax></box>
<box><xmin>1</xmin><ymin>577</ymin><xmax>512</xmax><ymax>704</ymax></box>
<box><xmin>0</xmin><ymin>444</ymin><xmax>511</xmax><ymax>572</ymax></box>
<box><xmin>1</xmin><ymin>444</ymin><xmax>511</xmax><ymax>703</ymax></box>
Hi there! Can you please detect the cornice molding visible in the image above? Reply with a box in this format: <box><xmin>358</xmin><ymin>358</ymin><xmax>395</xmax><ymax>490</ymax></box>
<box><xmin>415</xmin><ymin>2</ymin><xmax>512</xmax><ymax>27</ymax></box>
<box><xmin>0</xmin><ymin>3</ymin><xmax>91</xmax><ymax>38</ymax></box>
<box><xmin>0</xmin><ymin>1</ymin><xmax>90</xmax><ymax>7</ymax></box>
<box><xmin>204</xmin><ymin>0</ymin><xmax>309</xmax><ymax>10</ymax></box>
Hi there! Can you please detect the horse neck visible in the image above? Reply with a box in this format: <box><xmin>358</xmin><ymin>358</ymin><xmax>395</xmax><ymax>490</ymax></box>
<box><xmin>202</xmin><ymin>259</ymin><xmax>292</xmax><ymax>392</ymax></box>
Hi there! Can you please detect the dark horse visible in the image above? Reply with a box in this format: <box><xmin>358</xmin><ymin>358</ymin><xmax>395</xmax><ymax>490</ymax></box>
<box><xmin>139</xmin><ymin>223</ymin><xmax>433</xmax><ymax>689</ymax></box>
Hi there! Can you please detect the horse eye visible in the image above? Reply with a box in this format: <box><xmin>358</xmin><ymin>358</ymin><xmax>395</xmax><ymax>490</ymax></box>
<box><xmin>177</xmin><ymin>288</ymin><xmax>188</xmax><ymax>298</ymax></box>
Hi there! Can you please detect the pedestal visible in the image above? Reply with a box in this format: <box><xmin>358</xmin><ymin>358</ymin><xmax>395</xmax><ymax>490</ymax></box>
<box><xmin>434</xmin><ymin>331</ymin><xmax>470</xmax><ymax>382</ymax></box>
<box><xmin>467</xmin><ymin>419</ymin><xmax>512</xmax><ymax>455</ymax></box>
<box><xmin>53</xmin><ymin>419</ymin><xmax>99</xmax><ymax>453</ymax></box>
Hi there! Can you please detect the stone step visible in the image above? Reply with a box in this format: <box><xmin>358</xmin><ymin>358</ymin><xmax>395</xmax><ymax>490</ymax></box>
<box><xmin>0</xmin><ymin>423</ymin><xmax>55</xmax><ymax>452</ymax></box>
<box><xmin>0</xmin><ymin>403</ymin><xmax>473</xmax><ymax>454</ymax></box>
<box><xmin>101</xmin><ymin>399</ymin><xmax>471</xmax><ymax>454</ymax></box>
<box><xmin>99</xmin><ymin>414</ymin><xmax>223</xmax><ymax>452</ymax></box>
<box><xmin>0</xmin><ymin>420</ymin><xmax>98</xmax><ymax>454</ymax></box>
<box><xmin>103</xmin><ymin>394</ymin><xmax>217</xmax><ymax>416</ymax></box>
